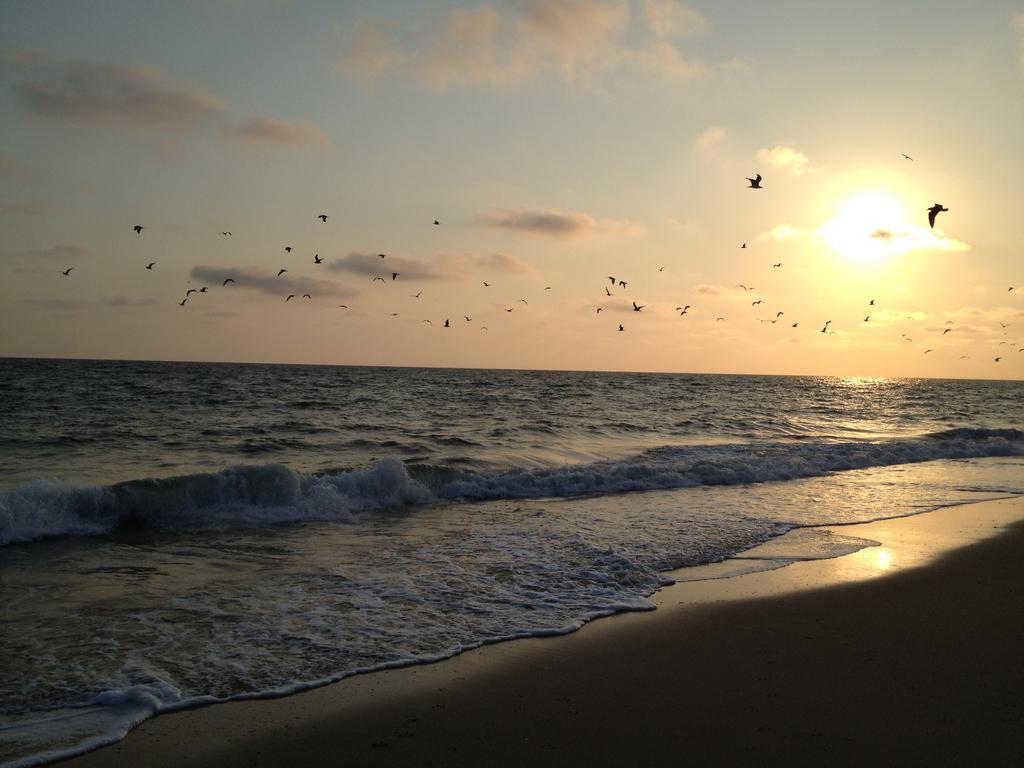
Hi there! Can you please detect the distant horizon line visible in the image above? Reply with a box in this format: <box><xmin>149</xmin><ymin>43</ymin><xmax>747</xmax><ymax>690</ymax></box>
<box><xmin>1</xmin><ymin>354</ymin><xmax>1019</xmax><ymax>384</ymax></box>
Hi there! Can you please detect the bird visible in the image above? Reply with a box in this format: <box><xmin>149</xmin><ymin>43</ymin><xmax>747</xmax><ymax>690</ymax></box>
<box><xmin>658</xmin><ymin>266</ymin><xmax>664</xmax><ymax>272</ymax></box>
<box><xmin>619</xmin><ymin>281</ymin><xmax>628</xmax><ymax>289</ymax></box>
<box><xmin>903</xmin><ymin>337</ymin><xmax>913</xmax><ymax>343</ymax></box>
<box><xmin>959</xmin><ymin>355</ymin><xmax>970</xmax><ymax>359</ymax></box>
<box><xmin>337</xmin><ymin>305</ymin><xmax>349</xmax><ymax>309</ymax></box>
<box><xmin>199</xmin><ymin>287</ymin><xmax>208</xmax><ymax>293</ymax></box>
<box><xmin>995</xmin><ymin>357</ymin><xmax>1002</xmax><ymax>362</ymax></box>
<box><xmin>746</xmin><ymin>174</ymin><xmax>762</xmax><ymax>189</ymax></box>
<box><xmin>314</xmin><ymin>255</ymin><xmax>322</xmax><ymax>264</ymax></box>
<box><xmin>942</xmin><ymin>328</ymin><xmax>952</xmax><ymax>335</ymax></box>
<box><xmin>608</xmin><ymin>276</ymin><xmax>616</xmax><ymax>285</ymax></box>
<box><xmin>219</xmin><ymin>231</ymin><xmax>232</xmax><ymax>236</ymax></box>
<box><xmin>464</xmin><ymin>316</ymin><xmax>472</xmax><ymax>322</ymax></box>
<box><xmin>924</xmin><ymin>349</ymin><xmax>934</xmax><ymax>354</ymax></box>
<box><xmin>597</xmin><ymin>308</ymin><xmax>603</xmax><ymax>313</ymax></box>
<box><xmin>286</xmin><ymin>295</ymin><xmax>295</xmax><ymax>302</ymax></box>
<box><xmin>775</xmin><ymin>311</ymin><xmax>784</xmax><ymax>318</ymax></box>
<box><xmin>752</xmin><ymin>299</ymin><xmax>764</xmax><ymax>306</ymax></box>
<box><xmin>944</xmin><ymin>320</ymin><xmax>954</xmax><ymax>325</ymax></box>
<box><xmin>741</xmin><ymin>243</ymin><xmax>747</xmax><ymax>249</ymax></box>
<box><xmin>544</xmin><ymin>286</ymin><xmax>552</xmax><ymax>290</ymax></box>
<box><xmin>820</xmin><ymin>325</ymin><xmax>828</xmax><ymax>334</ymax></box>
<box><xmin>318</xmin><ymin>214</ymin><xmax>328</xmax><ymax>222</ymax></box>
<box><xmin>178</xmin><ymin>298</ymin><xmax>187</xmax><ymax>306</ymax></box>
<box><xmin>716</xmin><ymin>317</ymin><xmax>725</xmax><ymax>322</ymax></box>
<box><xmin>444</xmin><ymin>319</ymin><xmax>450</xmax><ymax>327</ymax></box>
<box><xmin>618</xmin><ymin>324</ymin><xmax>624</xmax><ymax>332</ymax></box>
<box><xmin>277</xmin><ymin>269</ymin><xmax>288</xmax><ymax>277</ymax></box>
<box><xmin>433</xmin><ymin>220</ymin><xmax>440</xmax><ymax>225</ymax></box>
<box><xmin>61</xmin><ymin>267</ymin><xmax>73</xmax><ymax>276</ymax></box>
<box><xmin>285</xmin><ymin>246</ymin><xmax>293</xmax><ymax>253</ymax></box>
<box><xmin>1009</xmin><ymin>287</ymin><xmax>1015</xmax><ymax>292</ymax></box>
<box><xmin>772</xmin><ymin>263</ymin><xmax>783</xmax><ymax>268</ymax></box>
<box><xmin>379</xmin><ymin>254</ymin><xmax>386</xmax><ymax>259</ymax></box>
<box><xmin>222</xmin><ymin>278</ymin><xmax>235</xmax><ymax>286</ymax></box>
<box><xmin>999</xmin><ymin>322</ymin><xmax>1010</xmax><ymax>329</ymax></box>
<box><xmin>483</xmin><ymin>282</ymin><xmax>491</xmax><ymax>287</ymax></box>
<box><xmin>518</xmin><ymin>298</ymin><xmax>528</xmax><ymax>305</ymax></box>
<box><xmin>927</xmin><ymin>203</ymin><xmax>948</xmax><ymax>229</ymax></box>
<box><xmin>632</xmin><ymin>301</ymin><xmax>644</xmax><ymax>312</ymax></box>
<box><xmin>413</xmin><ymin>291</ymin><xmax>422</xmax><ymax>298</ymax></box>
<box><xmin>505</xmin><ymin>308</ymin><xmax>514</xmax><ymax>313</ymax></box>
<box><xmin>186</xmin><ymin>289</ymin><xmax>198</xmax><ymax>296</ymax></box>
<box><xmin>901</xmin><ymin>153</ymin><xmax>914</xmax><ymax>161</ymax></box>
<box><xmin>736</xmin><ymin>284</ymin><xmax>753</xmax><ymax>292</ymax></box>
<box><xmin>392</xmin><ymin>273</ymin><xmax>399</xmax><ymax>280</ymax></box>
<box><xmin>372</xmin><ymin>276</ymin><xmax>385</xmax><ymax>282</ymax></box>
<box><xmin>791</xmin><ymin>322</ymin><xmax>799</xmax><ymax>328</ymax></box>
<box><xmin>133</xmin><ymin>225</ymin><xmax>144</xmax><ymax>234</ymax></box>
<box><xmin>864</xmin><ymin>315</ymin><xmax>871</xmax><ymax>322</ymax></box>
<box><xmin>303</xmin><ymin>294</ymin><xmax>311</xmax><ymax>299</ymax></box>
<box><xmin>146</xmin><ymin>262</ymin><xmax>156</xmax><ymax>270</ymax></box>
<box><xmin>605</xmin><ymin>287</ymin><xmax>612</xmax><ymax>296</ymax></box>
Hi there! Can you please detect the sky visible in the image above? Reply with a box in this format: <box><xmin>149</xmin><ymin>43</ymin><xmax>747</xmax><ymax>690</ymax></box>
<box><xmin>0</xmin><ymin>0</ymin><xmax>1022</xmax><ymax>378</ymax></box>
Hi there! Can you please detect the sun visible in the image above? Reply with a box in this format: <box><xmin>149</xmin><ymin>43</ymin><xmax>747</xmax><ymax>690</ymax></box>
<box><xmin>817</xmin><ymin>191</ymin><xmax>909</xmax><ymax>265</ymax></box>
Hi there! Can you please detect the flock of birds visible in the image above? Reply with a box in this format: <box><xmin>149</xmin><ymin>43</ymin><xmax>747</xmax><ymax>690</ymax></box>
<box><xmin>52</xmin><ymin>162</ymin><xmax>1021</xmax><ymax>364</ymax></box>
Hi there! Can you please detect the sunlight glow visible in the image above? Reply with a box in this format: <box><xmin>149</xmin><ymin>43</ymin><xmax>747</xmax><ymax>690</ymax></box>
<box><xmin>818</xmin><ymin>192</ymin><xmax>909</xmax><ymax>266</ymax></box>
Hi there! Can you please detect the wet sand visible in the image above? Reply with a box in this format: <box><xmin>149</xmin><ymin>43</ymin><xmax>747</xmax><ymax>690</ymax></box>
<box><xmin>60</xmin><ymin>496</ymin><xmax>1024</xmax><ymax>767</ymax></box>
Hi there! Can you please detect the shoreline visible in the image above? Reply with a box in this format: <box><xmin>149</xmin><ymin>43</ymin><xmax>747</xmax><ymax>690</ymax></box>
<box><xmin>56</xmin><ymin>495</ymin><xmax>1024</xmax><ymax>767</ymax></box>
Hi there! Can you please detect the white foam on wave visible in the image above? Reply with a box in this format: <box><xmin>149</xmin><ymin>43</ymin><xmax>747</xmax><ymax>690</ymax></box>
<box><xmin>1</xmin><ymin>429</ymin><xmax>1022</xmax><ymax>546</ymax></box>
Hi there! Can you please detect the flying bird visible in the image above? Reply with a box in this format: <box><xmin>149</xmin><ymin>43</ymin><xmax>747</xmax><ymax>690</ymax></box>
<box><xmin>318</xmin><ymin>214</ymin><xmax>328</xmax><ymax>222</ymax></box>
<box><xmin>314</xmin><ymin>255</ymin><xmax>322</xmax><ymax>264</ymax></box>
<box><xmin>285</xmin><ymin>247</ymin><xmax>293</xmax><ymax>253</ymax></box>
<box><xmin>146</xmin><ymin>262</ymin><xmax>156</xmax><ymax>270</ymax></box>
<box><xmin>746</xmin><ymin>174</ymin><xmax>762</xmax><ymax>189</ymax></box>
<box><xmin>864</xmin><ymin>315</ymin><xmax>871</xmax><ymax>322</ymax></box>
<box><xmin>178</xmin><ymin>298</ymin><xmax>187</xmax><ymax>306</ymax></box>
<box><xmin>658</xmin><ymin>266</ymin><xmax>664</xmax><ymax>272</ymax></box>
<box><xmin>994</xmin><ymin>357</ymin><xmax>1002</xmax><ymax>362</ymax></box>
<box><xmin>924</xmin><ymin>349</ymin><xmax>934</xmax><ymax>354</ymax></box>
<box><xmin>483</xmin><ymin>282</ymin><xmax>491</xmax><ymax>287</ymax></box>
<box><xmin>133</xmin><ymin>225</ymin><xmax>144</xmax><ymax>234</ymax></box>
<box><xmin>752</xmin><ymin>299</ymin><xmax>764</xmax><ymax>306</ymax></box>
<box><xmin>338</xmin><ymin>305</ymin><xmax>349</xmax><ymax>309</ymax></box>
<box><xmin>959</xmin><ymin>355</ymin><xmax>970</xmax><ymax>360</ymax></box>
<box><xmin>775</xmin><ymin>311</ymin><xmax>784</xmax><ymax>318</ymax></box>
<box><xmin>791</xmin><ymin>322</ymin><xmax>799</xmax><ymax>328</ymax></box>
<box><xmin>901</xmin><ymin>153</ymin><xmax>914</xmax><ymax>161</ymax></box>
<box><xmin>433</xmin><ymin>220</ymin><xmax>440</xmax><ymax>226</ymax></box>
<box><xmin>444</xmin><ymin>319</ymin><xmax>450</xmax><ymax>327</ymax></box>
<box><xmin>618</xmin><ymin>324</ymin><xmax>624</xmax><ymax>332</ymax></box>
<box><xmin>597</xmin><ymin>308</ymin><xmax>603</xmax><ymax>313</ymax></box>
<box><xmin>518</xmin><ymin>298</ymin><xmax>528</xmax><ymax>305</ymax></box>
<box><xmin>186</xmin><ymin>289</ymin><xmax>198</xmax><ymax>296</ymax></box>
<box><xmin>869</xmin><ymin>299</ymin><xmax>875</xmax><ymax>305</ymax></box>
<box><xmin>927</xmin><ymin>203</ymin><xmax>948</xmax><ymax>229</ymax></box>
<box><xmin>632</xmin><ymin>301</ymin><xmax>644</xmax><ymax>312</ymax></box>
<box><xmin>505</xmin><ymin>308</ymin><xmax>514</xmax><ymax>313</ymax></box>
<box><xmin>736</xmin><ymin>284</ymin><xmax>753</xmax><ymax>292</ymax></box>
<box><xmin>942</xmin><ymin>328</ymin><xmax>952</xmax><ymax>335</ymax></box>
<box><xmin>219</xmin><ymin>231</ymin><xmax>232</xmax><ymax>236</ymax></box>
<box><xmin>741</xmin><ymin>243</ymin><xmax>747</xmax><ymax>249</ymax></box>
<box><xmin>413</xmin><ymin>292</ymin><xmax>422</xmax><ymax>298</ymax></box>
<box><xmin>605</xmin><ymin>287</ymin><xmax>612</xmax><ymax>296</ymax></box>
<box><xmin>303</xmin><ymin>294</ymin><xmax>311</xmax><ymax>299</ymax></box>
<box><xmin>199</xmin><ymin>287</ymin><xmax>208</xmax><ymax>293</ymax></box>
<box><xmin>619</xmin><ymin>281</ymin><xmax>628</xmax><ymax>289</ymax></box>
<box><xmin>422</xmin><ymin>320</ymin><xmax>432</xmax><ymax>325</ymax></box>
<box><xmin>903</xmin><ymin>337</ymin><xmax>913</xmax><ymax>343</ymax></box>
<box><xmin>716</xmin><ymin>317</ymin><xmax>725</xmax><ymax>322</ymax></box>
<box><xmin>772</xmin><ymin>263</ymin><xmax>782</xmax><ymax>268</ymax></box>
<box><xmin>372</xmin><ymin>276</ymin><xmax>385</xmax><ymax>282</ymax></box>
<box><xmin>379</xmin><ymin>254</ymin><xmax>386</xmax><ymax>259</ymax></box>
<box><xmin>464</xmin><ymin>316</ymin><xmax>472</xmax><ymax>322</ymax></box>
<box><xmin>608</xmin><ymin>276</ymin><xmax>616</xmax><ymax>285</ymax></box>
<box><xmin>222</xmin><ymin>278</ymin><xmax>235</xmax><ymax>286</ymax></box>
<box><xmin>286</xmin><ymin>295</ymin><xmax>295</xmax><ymax>302</ymax></box>
<box><xmin>277</xmin><ymin>269</ymin><xmax>288</xmax><ymax>277</ymax></box>
<box><xmin>61</xmin><ymin>267</ymin><xmax>73</xmax><ymax>276</ymax></box>
<box><xmin>392</xmin><ymin>273</ymin><xmax>399</xmax><ymax>280</ymax></box>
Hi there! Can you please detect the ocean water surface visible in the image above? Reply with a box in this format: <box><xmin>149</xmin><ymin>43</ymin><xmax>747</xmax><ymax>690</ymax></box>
<box><xmin>1</xmin><ymin>358</ymin><xmax>1023</xmax><ymax>766</ymax></box>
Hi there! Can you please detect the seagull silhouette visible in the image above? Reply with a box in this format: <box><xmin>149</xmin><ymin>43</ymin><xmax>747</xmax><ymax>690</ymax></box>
<box><xmin>413</xmin><ymin>291</ymin><xmax>422</xmax><ymax>298</ymax></box>
<box><xmin>632</xmin><ymin>301</ymin><xmax>644</xmax><ymax>312</ymax></box>
<box><xmin>716</xmin><ymin>317</ymin><xmax>725</xmax><ymax>322</ymax></box>
<box><xmin>864</xmin><ymin>315</ymin><xmax>871</xmax><ymax>322</ymax></box>
<box><xmin>791</xmin><ymin>322</ymin><xmax>799</xmax><ymax>328</ymax></box>
<box><xmin>619</xmin><ymin>281</ymin><xmax>628</xmax><ymax>289</ymax></box>
<box><xmin>422</xmin><ymin>320</ymin><xmax>432</xmax><ymax>325</ymax></box>
<box><xmin>186</xmin><ymin>289</ymin><xmax>198</xmax><ymax>296</ymax></box>
<box><xmin>464</xmin><ymin>316</ymin><xmax>472</xmax><ymax>322</ymax></box>
<box><xmin>286</xmin><ymin>295</ymin><xmax>295</xmax><ymax>302</ymax></box>
<box><xmin>994</xmin><ymin>357</ymin><xmax>1001</xmax><ymax>362</ymax></box>
<box><xmin>605</xmin><ymin>287</ymin><xmax>613</xmax><ymax>296</ymax></box>
<box><xmin>219</xmin><ymin>231</ymin><xmax>232</xmax><ymax>236</ymax></box>
<box><xmin>901</xmin><ymin>153</ymin><xmax>914</xmax><ymax>161</ymax></box>
<box><xmin>146</xmin><ymin>262</ymin><xmax>156</xmax><ymax>270</ymax></box>
<box><xmin>869</xmin><ymin>299</ymin><xmax>875</xmax><ymax>305</ymax></box>
<box><xmin>178</xmin><ymin>298</ymin><xmax>187</xmax><ymax>306</ymax></box>
<box><xmin>927</xmin><ymin>203</ymin><xmax>948</xmax><ymax>229</ymax></box>
<box><xmin>942</xmin><ymin>328</ymin><xmax>952</xmax><ymax>335</ymax></box>
<box><xmin>597</xmin><ymin>308</ymin><xmax>603</xmax><ymax>313</ymax></box>
<box><xmin>772</xmin><ymin>263</ymin><xmax>783</xmax><ymax>268</ymax></box>
<box><xmin>608</xmin><ymin>276</ymin><xmax>616</xmax><ymax>285</ymax></box>
<box><xmin>285</xmin><ymin>246</ymin><xmax>292</xmax><ymax>253</ymax></box>
<box><xmin>222</xmin><ymin>278</ymin><xmax>235</xmax><ymax>286</ymax></box>
<box><xmin>746</xmin><ymin>174</ymin><xmax>762</xmax><ymax>189</ymax></box>
<box><xmin>392</xmin><ymin>273</ymin><xmax>399</xmax><ymax>280</ymax></box>
<box><xmin>433</xmin><ymin>220</ymin><xmax>440</xmax><ymax>226</ymax></box>
<box><xmin>618</xmin><ymin>324</ymin><xmax>624</xmax><ymax>332</ymax></box>
<box><xmin>303</xmin><ymin>294</ymin><xmax>311</xmax><ymax>299</ymax></box>
<box><xmin>444</xmin><ymin>319</ymin><xmax>450</xmax><ymax>327</ymax></box>
<box><xmin>133</xmin><ymin>225</ymin><xmax>144</xmax><ymax>234</ymax></box>
<box><xmin>62</xmin><ymin>267</ymin><xmax>73</xmax><ymax>276</ymax></box>
<box><xmin>379</xmin><ymin>254</ymin><xmax>386</xmax><ymax>259</ymax></box>
<box><xmin>318</xmin><ymin>214</ymin><xmax>328</xmax><ymax>222</ymax></box>
<box><xmin>518</xmin><ymin>298</ymin><xmax>528</xmax><ymax>305</ymax></box>
<box><xmin>741</xmin><ymin>243</ymin><xmax>747</xmax><ymax>249</ymax></box>
<box><xmin>924</xmin><ymin>349</ymin><xmax>934</xmax><ymax>354</ymax></box>
<box><xmin>505</xmin><ymin>308</ymin><xmax>514</xmax><ymax>313</ymax></box>
<box><xmin>752</xmin><ymin>299</ymin><xmax>764</xmax><ymax>306</ymax></box>
<box><xmin>372</xmin><ymin>276</ymin><xmax>385</xmax><ymax>283</ymax></box>
<box><xmin>483</xmin><ymin>282</ymin><xmax>491</xmax><ymax>287</ymax></box>
<box><xmin>314</xmin><ymin>255</ymin><xmax>322</xmax><ymax>264</ymax></box>
<box><xmin>199</xmin><ymin>287</ymin><xmax>208</xmax><ymax>293</ymax></box>
<box><xmin>277</xmin><ymin>269</ymin><xmax>288</xmax><ymax>277</ymax></box>
<box><xmin>775</xmin><ymin>311</ymin><xmax>784</xmax><ymax>318</ymax></box>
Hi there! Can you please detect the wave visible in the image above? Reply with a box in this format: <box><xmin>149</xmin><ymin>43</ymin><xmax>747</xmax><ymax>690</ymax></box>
<box><xmin>2</xmin><ymin>427</ymin><xmax>1022</xmax><ymax>546</ymax></box>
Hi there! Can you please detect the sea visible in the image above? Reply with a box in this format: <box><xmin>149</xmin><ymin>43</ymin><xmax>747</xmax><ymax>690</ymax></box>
<box><xmin>1</xmin><ymin>357</ymin><xmax>1023</xmax><ymax>766</ymax></box>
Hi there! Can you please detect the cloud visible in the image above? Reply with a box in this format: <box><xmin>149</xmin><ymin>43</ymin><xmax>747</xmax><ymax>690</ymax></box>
<box><xmin>335</xmin><ymin>1</ymin><xmax>712</xmax><ymax>89</ymax></box>
<box><xmin>2</xmin><ymin>244</ymin><xmax>91</xmax><ymax>261</ymax></box>
<box><xmin>760</xmin><ymin>219</ymin><xmax>969</xmax><ymax>256</ymax></box>
<box><xmin>761</xmin><ymin>223</ymin><xmax>805</xmax><ymax>242</ymax></box>
<box><xmin>693</xmin><ymin>125</ymin><xmax>726</xmax><ymax>153</ymax></box>
<box><xmin>190</xmin><ymin>266</ymin><xmax>358</xmax><ymax>299</ymax></box>
<box><xmin>329</xmin><ymin>251</ymin><xmax>536</xmax><ymax>279</ymax></box>
<box><xmin>695</xmin><ymin>284</ymin><xmax>724</xmax><ymax>296</ymax></box>
<box><xmin>757</xmin><ymin>145</ymin><xmax>813</xmax><ymax>177</ymax></box>
<box><xmin>334</xmin><ymin>18</ymin><xmax>405</xmax><ymax>76</ymax></box>
<box><xmin>102</xmin><ymin>296</ymin><xmax>157</xmax><ymax>308</ymax></box>
<box><xmin>479</xmin><ymin>207</ymin><xmax>643</xmax><ymax>239</ymax></box>
<box><xmin>25</xmin><ymin>298</ymin><xmax>89</xmax><ymax>312</ymax></box>
<box><xmin>10</xmin><ymin>55</ymin><xmax>225</xmax><ymax>129</ymax></box>
<box><xmin>225</xmin><ymin>117</ymin><xmax>331</xmax><ymax>149</ymax></box>
<box><xmin>0</xmin><ymin>201</ymin><xmax>47</xmax><ymax>215</ymax></box>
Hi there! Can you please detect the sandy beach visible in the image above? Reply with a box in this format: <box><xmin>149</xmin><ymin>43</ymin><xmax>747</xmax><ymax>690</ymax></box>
<box><xmin>57</xmin><ymin>495</ymin><xmax>1024</xmax><ymax>767</ymax></box>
